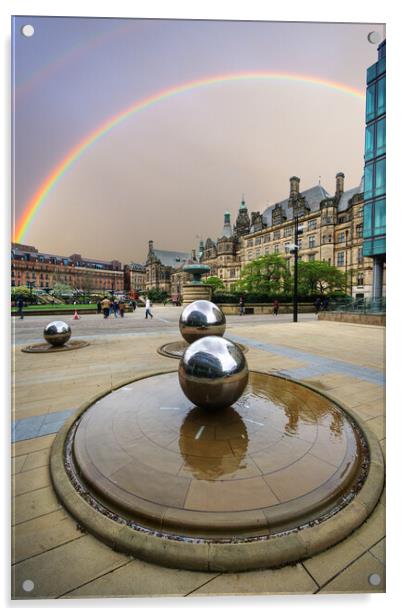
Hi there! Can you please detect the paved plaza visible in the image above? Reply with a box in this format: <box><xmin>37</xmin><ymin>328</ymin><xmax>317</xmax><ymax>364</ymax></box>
<box><xmin>11</xmin><ymin>307</ymin><xmax>385</xmax><ymax>598</ymax></box>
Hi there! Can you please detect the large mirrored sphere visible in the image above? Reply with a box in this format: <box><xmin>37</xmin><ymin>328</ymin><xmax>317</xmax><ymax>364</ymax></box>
<box><xmin>43</xmin><ymin>321</ymin><xmax>72</xmax><ymax>347</ymax></box>
<box><xmin>179</xmin><ymin>300</ymin><xmax>226</xmax><ymax>344</ymax></box>
<box><xmin>178</xmin><ymin>336</ymin><xmax>249</xmax><ymax>410</ymax></box>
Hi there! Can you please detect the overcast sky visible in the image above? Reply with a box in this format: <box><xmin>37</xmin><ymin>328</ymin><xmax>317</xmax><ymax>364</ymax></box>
<box><xmin>12</xmin><ymin>16</ymin><xmax>383</xmax><ymax>263</ymax></box>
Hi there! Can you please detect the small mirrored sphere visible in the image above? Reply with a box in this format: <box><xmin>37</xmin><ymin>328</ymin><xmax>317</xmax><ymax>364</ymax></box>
<box><xmin>179</xmin><ymin>300</ymin><xmax>226</xmax><ymax>344</ymax></box>
<box><xmin>43</xmin><ymin>321</ymin><xmax>72</xmax><ymax>347</ymax></box>
<box><xmin>178</xmin><ymin>336</ymin><xmax>249</xmax><ymax>410</ymax></box>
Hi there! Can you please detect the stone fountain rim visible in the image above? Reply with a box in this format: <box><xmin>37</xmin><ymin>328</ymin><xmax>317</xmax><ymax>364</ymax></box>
<box><xmin>50</xmin><ymin>369</ymin><xmax>384</xmax><ymax>573</ymax></box>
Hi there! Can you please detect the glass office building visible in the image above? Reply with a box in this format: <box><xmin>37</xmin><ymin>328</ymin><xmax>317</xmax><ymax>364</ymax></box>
<box><xmin>363</xmin><ymin>39</ymin><xmax>386</xmax><ymax>299</ymax></box>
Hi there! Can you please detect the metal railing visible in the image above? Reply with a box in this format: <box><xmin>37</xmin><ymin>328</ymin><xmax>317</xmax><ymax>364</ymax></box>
<box><xmin>328</xmin><ymin>297</ymin><xmax>386</xmax><ymax>314</ymax></box>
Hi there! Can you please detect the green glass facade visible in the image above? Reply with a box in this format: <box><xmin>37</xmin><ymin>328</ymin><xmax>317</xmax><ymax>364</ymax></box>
<box><xmin>363</xmin><ymin>40</ymin><xmax>386</xmax><ymax>258</ymax></box>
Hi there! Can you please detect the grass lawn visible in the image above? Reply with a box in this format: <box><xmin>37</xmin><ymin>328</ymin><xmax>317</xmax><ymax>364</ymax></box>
<box><xmin>11</xmin><ymin>303</ymin><xmax>97</xmax><ymax>312</ymax></box>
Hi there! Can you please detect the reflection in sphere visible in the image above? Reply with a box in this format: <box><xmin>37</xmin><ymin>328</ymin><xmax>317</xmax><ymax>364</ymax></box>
<box><xmin>178</xmin><ymin>336</ymin><xmax>249</xmax><ymax>410</ymax></box>
<box><xmin>179</xmin><ymin>300</ymin><xmax>226</xmax><ymax>344</ymax></box>
<box><xmin>43</xmin><ymin>321</ymin><xmax>72</xmax><ymax>347</ymax></box>
<box><xmin>179</xmin><ymin>406</ymin><xmax>248</xmax><ymax>479</ymax></box>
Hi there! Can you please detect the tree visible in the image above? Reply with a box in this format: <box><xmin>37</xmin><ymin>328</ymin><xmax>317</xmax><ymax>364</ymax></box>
<box><xmin>297</xmin><ymin>261</ymin><xmax>347</xmax><ymax>295</ymax></box>
<box><xmin>51</xmin><ymin>282</ymin><xmax>75</xmax><ymax>299</ymax></box>
<box><xmin>203</xmin><ymin>276</ymin><xmax>225</xmax><ymax>293</ymax></box>
<box><xmin>11</xmin><ymin>286</ymin><xmax>34</xmax><ymax>302</ymax></box>
<box><xmin>232</xmin><ymin>255</ymin><xmax>292</xmax><ymax>295</ymax></box>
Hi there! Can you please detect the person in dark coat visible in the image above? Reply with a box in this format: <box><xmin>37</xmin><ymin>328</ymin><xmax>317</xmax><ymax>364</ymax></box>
<box><xmin>17</xmin><ymin>296</ymin><xmax>24</xmax><ymax>319</ymax></box>
<box><xmin>314</xmin><ymin>297</ymin><xmax>321</xmax><ymax>314</ymax></box>
<box><xmin>273</xmin><ymin>299</ymin><xmax>280</xmax><ymax>316</ymax></box>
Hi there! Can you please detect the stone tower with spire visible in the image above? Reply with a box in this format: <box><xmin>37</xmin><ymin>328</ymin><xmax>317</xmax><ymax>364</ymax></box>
<box><xmin>234</xmin><ymin>197</ymin><xmax>251</xmax><ymax>238</ymax></box>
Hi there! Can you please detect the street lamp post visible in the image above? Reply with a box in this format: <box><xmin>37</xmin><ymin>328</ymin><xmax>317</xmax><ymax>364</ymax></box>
<box><xmin>291</xmin><ymin>216</ymin><xmax>304</xmax><ymax>323</ymax></box>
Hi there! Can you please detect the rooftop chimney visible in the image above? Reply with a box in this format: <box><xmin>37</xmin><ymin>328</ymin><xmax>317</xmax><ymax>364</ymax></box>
<box><xmin>336</xmin><ymin>172</ymin><xmax>345</xmax><ymax>199</ymax></box>
<box><xmin>289</xmin><ymin>176</ymin><xmax>300</xmax><ymax>199</ymax></box>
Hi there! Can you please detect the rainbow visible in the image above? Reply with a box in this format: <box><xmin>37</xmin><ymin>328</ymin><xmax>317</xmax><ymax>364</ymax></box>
<box><xmin>14</xmin><ymin>71</ymin><xmax>365</xmax><ymax>243</ymax></box>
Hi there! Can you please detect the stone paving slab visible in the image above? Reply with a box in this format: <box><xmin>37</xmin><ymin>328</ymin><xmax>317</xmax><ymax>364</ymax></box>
<box><xmin>64</xmin><ymin>559</ymin><xmax>221</xmax><ymax>598</ymax></box>
<box><xmin>189</xmin><ymin>563</ymin><xmax>318</xmax><ymax>595</ymax></box>
<box><xmin>12</xmin><ymin>485</ymin><xmax>62</xmax><ymax>526</ymax></box>
<box><xmin>317</xmin><ymin>551</ymin><xmax>385</xmax><ymax>593</ymax></box>
<box><xmin>12</xmin><ymin>535</ymin><xmax>131</xmax><ymax>599</ymax></box>
<box><xmin>12</xmin><ymin>509</ymin><xmax>83</xmax><ymax>564</ymax></box>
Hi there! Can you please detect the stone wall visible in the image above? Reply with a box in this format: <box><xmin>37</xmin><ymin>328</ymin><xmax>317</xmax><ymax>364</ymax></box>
<box><xmin>318</xmin><ymin>312</ymin><xmax>385</xmax><ymax>326</ymax></box>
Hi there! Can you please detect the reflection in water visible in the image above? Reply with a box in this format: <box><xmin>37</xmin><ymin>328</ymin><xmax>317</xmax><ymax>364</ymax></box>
<box><xmin>249</xmin><ymin>373</ymin><xmax>345</xmax><ymax>438</ymax></box>
<box><xmin>179</xmin><ymin>406</ymin><xmax>248</xmax><ymax>479</ymax></box>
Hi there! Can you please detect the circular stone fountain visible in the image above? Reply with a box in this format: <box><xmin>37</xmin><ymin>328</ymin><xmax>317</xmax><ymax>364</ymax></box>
<box><xmin>51</xmin><ymin>369</ymin><xmax>384</xmax><ymax>572</ymax></box>
<box><xmin>22</xmin><ymin>320</ymin><xmax>90</xmax><ymax>353</ymax></box>
<box><xmin>158</xmin><ymin>300</ymin><xmax>247</xmax><ymax>358</ymax></box>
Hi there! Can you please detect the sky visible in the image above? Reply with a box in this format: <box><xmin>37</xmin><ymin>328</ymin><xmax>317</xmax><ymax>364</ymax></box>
<box><xmin>12</xmin><ymin>16</ymin><xmax>384</xmax><ymax>264</ymax></box>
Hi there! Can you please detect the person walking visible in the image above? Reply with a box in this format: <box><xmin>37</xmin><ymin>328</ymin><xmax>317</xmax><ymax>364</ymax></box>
<box><xmin>101</xmin><ymin>297</ymin><xmax>111</xmax><ymax>319</ymax></box>
<box><xmin>145</xmin><ymin>297</ymin><xmax>153</xmax><ymax>319</ymax></box>
<box><xmin>321</xmin><ymin>297</ymin><xmax>329</xmax><ymax>311</ymax></box>
<box><xmin>131</xmin><ymin>299</ymin><xmax>137</xmax><ymax>312</ymax></box>
<box><xmin>96</xmin><ymin>300</ymin><xmax>101</xmax><ymax>314</ymax></box>
<box><xmin>112</xmin><ymin>299</ymin><xmax>119</xmax><ymax>318</ymax></box>
<box><xmin>239</xmin><ymin>296</ymin><xmax>245</xmax><ymax>316</ymax></box>
<box><xmin>118</xmin><ymin>299</ymin><xmax>125</xmax><ymax>318</ymax></box>
<box><xmin>273</xmin><ymin>299</ymin><xmax>280</xmax><ymax>316</ymax></box>
<box><xmin>314</xmin><ymin>297</ymin><xmax>321</xmax><ymax>315</ymax></box>
<box><xmin>17</xmin><ymin>296</ymin><xmax>24</xmax><ymax>319</ymax></box>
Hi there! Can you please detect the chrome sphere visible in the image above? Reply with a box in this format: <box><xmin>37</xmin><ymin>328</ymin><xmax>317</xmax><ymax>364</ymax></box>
<box><xmin>43</xmin><ymin>321</ymin><xmax>72</xmax><ymax>347</ymax></box>
<box><xmin>178</xmin><ymin>336</ymin><xmax>249</xmax><ymax>410</ymax></box>
<box><xmin>179</xmin><ymin>300</ymin><xmax>226</xmax><ymax>344</ymax></box>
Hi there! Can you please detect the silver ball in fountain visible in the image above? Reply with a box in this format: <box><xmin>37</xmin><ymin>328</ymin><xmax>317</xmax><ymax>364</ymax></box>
<box><xmin>178</xmin><ymin>336</ymin><xmax>249</xmax><ymax>410</ymax></box>
<box><xmin>179</xmin><ymin>300</ymin><xmax>226</xmax><ymax>344</ymax></box>
<box><xmin>43</xmin><ymin>321</ymin><xmax>72</xmax><ymax>347</ymax></box>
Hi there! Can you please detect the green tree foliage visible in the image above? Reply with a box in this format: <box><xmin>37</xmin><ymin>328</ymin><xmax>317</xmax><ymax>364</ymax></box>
<box><xmin>146</xmin><ymin>288</ymin><xmax>168</xmax><ymax>303</ymax></box>
<box><xmin>203</xmin><ymin>276</ymin><xmax>225</xmax><ymax>292</ymax></box>
<box><xmin>51</xmin><ymin>282</ymin><xmax>75</xmax><ymax>298</ymax></box>
<box><xmin>297</xmin><ymin>261</ymin><xmax>347</xmax><ymax>295</ymax></box>
<box><xmin>11</xmin><ymin>286</ymin><xmax>35</xmax><ymax>301</ymax></box>
<box><xmin>233</xmin><ymin>255</ymin><xmax>292</xmax><ymax>295</ymax></box>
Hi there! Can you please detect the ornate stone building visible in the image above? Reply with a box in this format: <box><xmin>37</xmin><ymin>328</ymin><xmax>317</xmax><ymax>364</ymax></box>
<box><xmin>11</xmin><ymin>243</ymin><xmax>124</xmax><ymax>294</ymax></box>
<box><xmin>200</xmin><ymin>174</ymin><xmax>373</xmax><ymax>299</ymax></box>
<box><xmin>124</xmin><ymin>263</ymin><xmax>146</xmax><ymax>298</ymax></box>
<box><xmin>145</xmin><ymin>240</ymin><xmax>192</xmax><ymax>294</ymax></box>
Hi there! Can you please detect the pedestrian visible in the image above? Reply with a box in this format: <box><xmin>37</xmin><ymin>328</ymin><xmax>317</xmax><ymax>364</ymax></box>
<box><xmin>132</xmin><ymin>299</ymin><xmax>137</xmax><ymax>312</ymax></box>
<box><xmin>239</xmin><ymin>296</ymin><xmax>245</xmax><ymax>316</ymax></box>
<box><xmin>322</xmin><ymin>297</ymin><xmax>329</xmax><ymax>311</ymax></box>
<box><xmin>112</xmin><ymin>299</ymin><xmax>119</xmax><ymax>318</ymax></box>
<box><xmin>118</xmin><ymin>299</ymin><xmax>125</xmax><ymax>318</ymax></box>
<box><xmin>273</xmin><ymin>299</ymin><xmax>279</xmax><ymax>316</ymax></box>
<box><xmin>101</xmin><ymin>296</ymin><xmax>111</xmax><ymax>319</ymax></box>
<box><xmin>145</xmin><ymin>296</ymin><xmax>153</xmax><ymax>319</ymax></box>
<box><xmin>314</xmin><ymin>297</ymin><xmax>321</xmax><ymax>315</ymax></box>
<box><xmin>97</xmin><ymin>300</ymin><xmax>101</xmax><ymax>314</ymax></box>
<box><xmin>17</xmin><ymin>295</ymin><xmax>24</xmax><ymax>319</ymax></box>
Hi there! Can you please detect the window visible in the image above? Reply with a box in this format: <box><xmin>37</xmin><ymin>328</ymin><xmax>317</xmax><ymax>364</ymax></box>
<box><xmin>256</xmin><ymin>248</ymin><xmax>261</xmax><ymax>257</ymax></box>
<box><xmin>247</xmin><ymin>239</ymin><xmax>253</xmax><ymax>247</ymax></box>
<box><xmin>273</xmin><ymin>230</ymin><xmax>281</xmax><ymax>240</ymax></box>
<box><xmin>230</xmin><ymin>269</ymin><xmax>235</xmax><ymax>278</ymax></box>
<box><xmin>376</xmin><ymin>117</ymin><xmax>386</xmax><ymax>156</ymax></box>
<box><xmin>337</xmin><ymin>252</ymin><xmax>345</xmax><ymax>267</ymax></box>
<box><xmin>366</xmin><ymin>83</ymin><xmax>375</xmax><ymax>122</ymax></box>
<box><xmin>308</xmin><ymin>219</ymin><xmax>317</xmax><ymax>231</ymax></box>
<box><xmin>375</xmin><ymin>158</ymin><xmax>386</xmax><ymax>196</ymax></box>
<box><xmin>264</xmin><ymin>246</ymin><xmax>269</xmax><ymax>255</ymax></box>
<box><xmin>308</xmin><ymin>235</ymin><xmax>316</xmax><ymax>248</ymax></box>
<box><xmin>364</xmin><ymin>162</ymin><xmax>374</xmax><ymax>199</ymax></box>
<box><xmin>297</xmin><ymin>238</ymin><xmax>302</xmax><ymax>249</ymax></box>
<box><xmin>247</xmin><ymin>251</ymin><xmax>252</xmax><ymax>261</ymax></box>
<box><xmin>274</xmin><ymin>244</ymin><xmax>279</xmax><ymax>254</ymax></box>
<box><xmin>338</xmin><ymin>216</ymin><xmax>346</xmax><ymax>224</ymax></box>
<box><xmin>374</xmin><ymin>199</ymin><xmax>386</xmax><ymax>235</ymax></box>
<box><xmin>284</xmin><ymin>226</ymin><xmax>293</xmax><ymax>237</ymax></box>
<box><xmin>337</xmin><ymin>232</ymin><xmax>345</xmax><ymax>243</ymax></box>
<box><xmin>357</xmin><ymin>273</ymin><xmax>364</xmax><ymax>286</ymax></box>
<box><xmin>356</xmin><ymin>224</ymin><xmax>363</xmax><ymax>238</ymax></box>
<box><xmin>357</xmin><ymin>248</ymin><xmax>363</xmax><ymax>264</ymax></box>
<box><xmin>285</xmin><ymin>243</ymin><xmax>290</xmax><ymax>254</ymax></box>
<box><xmin>365</xmin><ymin>123</ymin><xmax>375</xmax><ymax>160</ymax></box>
<box><xmin>264</xmin><ymin>234</ymin><xmax>270</xmax><ymax>243</ymax></box>
<box><xmin>255</xmin><ymin>237</ymin><xmax>261</xmax><ymax>245</ymax></box>
<box><xmin>377</xmin><ymin>76</ymin><xmax>386</xmax><ymax>116</ymax></box>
